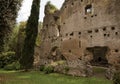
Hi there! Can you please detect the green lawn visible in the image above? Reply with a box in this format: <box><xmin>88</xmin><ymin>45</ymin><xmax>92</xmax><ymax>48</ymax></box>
<box><xmin>0</xmin><ymin>70</ymin><xmax>112</xmax><ymax>84</ymax></box>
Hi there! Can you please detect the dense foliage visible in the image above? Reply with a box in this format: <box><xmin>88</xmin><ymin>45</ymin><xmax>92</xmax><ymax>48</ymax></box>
<box><xmin>15</xmin><ymin>22</ymin><xmax>26</xmax><ymax>60</ymax></box>
<box><xmin>0</xmin><ymin>51</ymin><xmax>15</xmax><ymax>68</ymax></box>
<box><xmin>20</xmin><ymin>0</ymin><xmax>40</xmax><ymax>70</ymax></box>
<box><xmin>0</xmin><ymin>23</ymin><xmax>24</xmax><ymax>69</ymax></box>
<box><xmin>39</xmin><ymin>65</ymin><xmax>54</xmax><ymax>74</ymax></box>
<box><xmin>4</xmin><ymin>25</ymin><xmax>20</xmax><ymax>52</ymax></box>
<box><xmin>0</xmin><ymin>0</ymin><xmax>22</xmax><ymax>52</ymax></box>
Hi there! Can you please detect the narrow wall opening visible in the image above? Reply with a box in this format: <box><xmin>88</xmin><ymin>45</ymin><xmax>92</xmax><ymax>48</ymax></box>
<box><xmin>85</xmin><ymin>4</ymin><xmax>92</xmax><ymax>15</ymax></box>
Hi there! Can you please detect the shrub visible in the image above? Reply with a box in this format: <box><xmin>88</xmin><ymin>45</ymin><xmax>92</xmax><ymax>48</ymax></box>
<box><xmin>113</xmin><ymin>72</ymin><xmax>120</xmax><ymax>84</ymax></box>
<box><xmin>0</xmin><ymin>51</ymin><xmax>15</xmax><ymax>68</ymax></box>
<box><xmin>4</xmin><ymin>61</ymin><xmax>20</xmax><ymax>70</ymax></box>
<box><xmin>39</xmin><ymin>65</ymin><xmax>45</xmax><ymax>71</ymax></box>
<box><xmin>44</xmin><ymin>65</ymin><xmax>54</xmax><ymax>74</ymax></box>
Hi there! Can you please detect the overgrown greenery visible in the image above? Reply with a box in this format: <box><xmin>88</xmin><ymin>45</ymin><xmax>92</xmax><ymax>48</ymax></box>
<box><xmin>45</xmin><ymin>1</ymin><xmax>58</xmax><ymax>14</ymax></box>
<box><xmin>15</xmin><ymin>22</ymin><xmax>26</xmax><ymax>60</ymax></box>
<box><xmin>4</xmin><ymin>61</ymin><xmax>20</xmax><ymax>70</ymax></box>
<box><xmin>0</xmin><ymin>20</ymin><xmax>42</xmax><ymax>71</ymax></box>
<box><xmin>0</xmin><ymin>51</ymin><xmax>15</xmax><ymax>68</ymax></box>
<box><xmin>43</xmin><ymin>65</ymin><xmax>54</xmax><ymax>74</ymax></box>
<box><xmin>39</xmin><ymin>65</ymin><xmax>54</xmax><ymax>74</ymax></box>
<box><xmin>4</xmin><ymin>25</ymin><xmax>20</xmax><ymax>52</ymax></box>
<box><xmin>20</xmin><ymin>0</ymin><xmax>40</xmax><ymax>70</ymax></box>
<box><xmin>0</xmin><ymin>0</ymin><xmax>22</xmax><ymax>52</ymax></box>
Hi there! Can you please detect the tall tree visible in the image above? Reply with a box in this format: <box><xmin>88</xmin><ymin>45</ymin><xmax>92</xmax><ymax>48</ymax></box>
<box><xmin>0</xmin><ymin>0</ymin><xmax>22</xmax><ymax>52</ymax></box>
<box><xmin>20</xmin><ymin>0</ymin><xmax>40</xmax><ymax>70</ymax></box>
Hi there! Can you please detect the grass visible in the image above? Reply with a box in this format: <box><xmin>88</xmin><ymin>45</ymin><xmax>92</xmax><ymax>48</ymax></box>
<box><xmin>0</xmin><ymin>70</ymin><xmax>112</xmax><ymax>84</ymax></box>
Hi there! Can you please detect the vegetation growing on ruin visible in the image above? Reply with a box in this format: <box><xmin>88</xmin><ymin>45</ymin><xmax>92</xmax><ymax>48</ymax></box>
<box><xmin>46</xmin><ymin>1</ymin><xmax>58</xmax><ymax>14</ymax></box>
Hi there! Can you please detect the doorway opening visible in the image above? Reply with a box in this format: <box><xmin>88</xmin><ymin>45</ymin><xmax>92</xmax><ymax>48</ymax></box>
<box><xmin>86</xmin><ymin>46</ymin><xmax>109</xmax><ymax>67</ymax></box>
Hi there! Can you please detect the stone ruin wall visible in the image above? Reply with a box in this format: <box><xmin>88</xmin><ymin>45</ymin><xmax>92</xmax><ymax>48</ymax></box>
<box><xmin>38</xmin><ymin>0</ymin><xmax>120</xmax><ymax>76</ymax></box>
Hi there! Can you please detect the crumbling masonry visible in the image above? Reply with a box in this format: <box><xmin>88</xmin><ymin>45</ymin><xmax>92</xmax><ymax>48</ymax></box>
<box><xmin>37</xmin><ymin>0</ymin><xmax>120</xmax><ymax>78</ymax></box>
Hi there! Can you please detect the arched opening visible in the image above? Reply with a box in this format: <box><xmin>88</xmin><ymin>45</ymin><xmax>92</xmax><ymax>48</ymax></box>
<box><xmin>86</xmin><ymin>46</ymin><xmax>109</xmax><ymax>67</ymax></box>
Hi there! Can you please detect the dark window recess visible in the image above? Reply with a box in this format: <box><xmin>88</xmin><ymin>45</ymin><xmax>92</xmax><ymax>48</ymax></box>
<box><xmin>63</xmin><ymin>22</ymin><xmax>65</xmax><ymax>24</ymax></box>
<box><xmin>91</xmin><ymin>15</ymin><xmax>94</xmax><ymax>18</ymax></box>
<box><xmin>85</xmin><ymin>4</ymin><xmax>92</xmax><ymax>15</ymax></box>
<box><xmin>90</xmin><ymin>35</ymin><xmax>93</xmax><ymax>38</ymax></box>
<box><xmin>69</xmin><ymin>38</ymin><xmax>71</xmax><ymax>40</ymax></box>
<box><xmin>61</xmin><ymin>39</ymin><xmax>63</xmax><ymax>41</ymax></box>
<box><xmin>95</xmin><ymin>29</ymin><xmax>99</xmax><ymax>33</ymax></box>
<box><xmin>70</xmin><ymin>32</ymin><xmax>74</xmax><ymax>36</ymax></box>
<box><xmin>95</xmin><ymin>14</ymin><xmax>97</xmax><ymax>16</ymax></box>
<box><xmin>88</xmin><ymin>30</ymin><xmax>92</xmax><ymax>33</ymax></box>
<box><xmin>104</xmin><ymin>34</ymin><xmax>106</xmax><ymax>36</ymax></box>
<box><xmin>115</xmin><ymin>32</ymin><xmax>118</xmax><ymax>35</ymax></box>
<box><xmin>72</xmin><ymin>3</ymin><xmax>74</xmax><ymax>6</ymax></box>
<box><xmin>103</xmin><ymin>27</ymin><xmax>106</xmax><ymax>31</ymax></box>
<box><xmin>79</xmin><ymin>32</ymin><xmax>81</xmax><ymax>35</ymax></box>
<box><xmin>69</xmin><ymin>50</ymin><xmax>71</xmax><ymax>53</ymax></box>
<box><xmin>66</xmin><ymin>33</ymin><xmax>68</xmax><ymax>36</ymax></box>
<box><xmin>115</xmin><ymin>49</ymin><xmax>119</xmax><ymax>52</ymax></box>
<box><xmin>81</xmin><ymin>0</ymin><xmax>83</xmax><ymax>2</ymax></box>
<box><xmin>111</xmin><ymin>27</ymin><xmax>115</xmax><ymax>30</ymax></box>
<box><xmin>107</xmin><ymin>34</ymin><xmax>110</xmax><ymax>37</ymax></box>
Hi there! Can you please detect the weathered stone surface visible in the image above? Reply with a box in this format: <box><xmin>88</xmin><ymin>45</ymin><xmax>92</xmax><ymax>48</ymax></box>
<box><xmin>37</xmin><ymin>0</ymin><xmax>120</xmax><ymax>77</ymax></box>
<box><xmin>105</xmin><ymin>66</ymin><xmax>116</xmax><ymax>80</ymax></box>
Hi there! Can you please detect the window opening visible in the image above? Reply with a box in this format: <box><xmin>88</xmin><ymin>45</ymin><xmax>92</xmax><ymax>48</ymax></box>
<box><xmin>85</xmin><ymin>5</ymin><xmax>92</xmax><ymax>15</ymax></box>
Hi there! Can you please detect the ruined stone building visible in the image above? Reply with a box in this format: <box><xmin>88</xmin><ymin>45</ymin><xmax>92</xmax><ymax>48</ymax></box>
<box><xmin>37</xmin><ymin>0</ymin><xmax>120</xmax><ymax>77</ymax></box>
